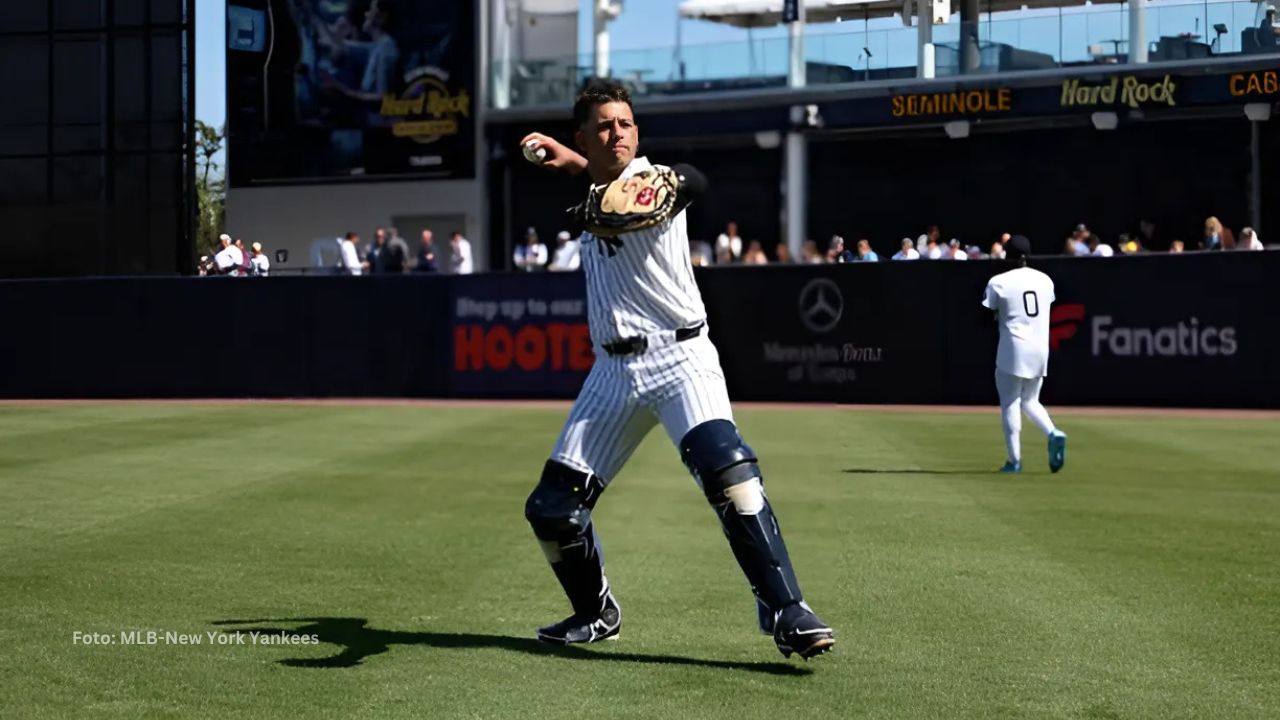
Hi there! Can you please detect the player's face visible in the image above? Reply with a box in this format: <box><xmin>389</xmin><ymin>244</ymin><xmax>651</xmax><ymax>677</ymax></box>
<box><xmin>576</xmin><ymin>101</ymin><xmax>637</xmax><ymax>180</ymax></box>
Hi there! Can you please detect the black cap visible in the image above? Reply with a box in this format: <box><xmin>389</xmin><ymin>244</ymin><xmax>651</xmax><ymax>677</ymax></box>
<box><xmin>1006</xmin><ymin>235</ymin><xmax>1032</xmax><ymax>260</ymax></box>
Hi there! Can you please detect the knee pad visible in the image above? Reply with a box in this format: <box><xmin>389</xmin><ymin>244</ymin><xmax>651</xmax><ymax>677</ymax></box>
<box><xmin>524</xmin><ymin>460</ymin><xmax>605</xmax><ymax>542</ymax></box>
<box><xmin>679</xmin><ymin>419</ymin><xmax>763</xmax><ymax>509</ymax></box>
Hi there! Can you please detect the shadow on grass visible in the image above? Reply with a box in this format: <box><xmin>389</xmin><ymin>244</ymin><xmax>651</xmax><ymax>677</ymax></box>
<box><xmin>212</xmin><ymin>617</ymin><xmax>810</xmax><ymax>676</ymax></box>
<box><xmin>842</xmin><ymin>468</ymin><xmax>989</xmax><ymax>475</ymax></box>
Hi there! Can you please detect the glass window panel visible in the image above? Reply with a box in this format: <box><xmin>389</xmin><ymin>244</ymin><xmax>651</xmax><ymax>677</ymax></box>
<box><xmin>0</xmin><ymin>3</ymin><xmax>49</xmax><ymax>32</ymax></box>
<box><xmin>113</xmin><ymin>154</ymin><xmax>147</xmax><ymax>204</ymax></box>
<box><xmin>149</xmin><ymin>152</ymin><xmax>179</xmax><ymax>206</ymax></box>
<box><xmin>150</xmin><ymin>0</ymin><xmax>180</xmax><ymax>25</ymax></box>
<box><xmin>115</xmin><ymin>0</ymin><xmax>146</xmax><ymax>26</ymax></box>
<box><xmin>53</xmin><ymin>39</ymin><xmax>103</xmax><ymax>125</ymax></box>
<box><xmin>52</xmin><ymin>155</ymin><xmax>104</xmax><ymax>203</ymax></box>
<box><xmin>0</xmin><ymin>38</ymin><xmax>49</xmax><ymax>128</ymax></box>
<box><xmin>151</xmin><ymin>31</ymin><xmax>181</xmax><ymax>122</ymax></box>
<box><xmin>0</xmin><ymin>159</ymin><xmax>48</xmax><ymax>205</ymax></box>
<box><xmin>54</xmin><ymin>0</ymin><xmax>103</xmax><ymax>30</ymax></box>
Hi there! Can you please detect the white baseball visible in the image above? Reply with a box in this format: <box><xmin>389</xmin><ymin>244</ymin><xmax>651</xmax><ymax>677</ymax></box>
<box><xmin>523</xmin><ymin>142</ymin><xmax>547</xmax><ymax>164</ymax></box>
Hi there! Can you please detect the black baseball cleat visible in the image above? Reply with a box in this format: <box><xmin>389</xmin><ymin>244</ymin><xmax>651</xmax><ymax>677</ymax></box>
<box><xmin>772</xmin><ymin>601</ymin><xmax>835</xmax><ymax>660</ymax></box>
<box><xmin>536</xmin><ymin>590</ymin><xmax>622</xmax><ymax>645</ymax></box>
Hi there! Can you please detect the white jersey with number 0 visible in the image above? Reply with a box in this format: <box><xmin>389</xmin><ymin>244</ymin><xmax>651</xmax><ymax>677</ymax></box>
<box><xmin>579</xmin><ymin>156</ymin><xmax>706</xmax><ymax>349</ymax></box>
<box><xmin>982</xmin><ymin>266</ymin><xmax>1055</xmax><ymax>379</ymax></box>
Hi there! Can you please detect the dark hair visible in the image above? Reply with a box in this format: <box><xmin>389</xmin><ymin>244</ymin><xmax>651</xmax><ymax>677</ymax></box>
<box><xmin>573</xmin><ymin>79</ymin><xmax>633</xmax><ymax>129</ymax></box>
<box><xmin>344</xmin><ymin>231</ymin><xmax>358</xmax><ymax>240</ymax></box>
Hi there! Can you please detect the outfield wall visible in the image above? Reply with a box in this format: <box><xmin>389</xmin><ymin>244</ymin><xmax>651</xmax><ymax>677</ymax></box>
<box><xmin>1</xmin><ymin>252</ymin><xmax>1276</xmax><ymax>407</ymax></box>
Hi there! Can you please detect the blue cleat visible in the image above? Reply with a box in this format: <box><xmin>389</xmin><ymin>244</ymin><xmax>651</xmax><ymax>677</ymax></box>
<box><xmin>999</xmin><ymin>461</ymin><xmax>1022</xmax><ymax>473</ymax></box>
<box><xmin>1048</xmin><ymin>430</ymin><xmax>1067</xmax><ymax>473</ymax></box>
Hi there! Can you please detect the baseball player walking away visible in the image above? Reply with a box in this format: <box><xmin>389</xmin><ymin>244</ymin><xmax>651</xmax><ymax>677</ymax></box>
<box><xmin>518</xmin><ymin>80</ymin><xmax>834</xmax><ymax>661</ymax></box>
<box><xmin>981</xmin><ymin>235</ymin><xmax>1068</xmax><ymax>473</ymax></box>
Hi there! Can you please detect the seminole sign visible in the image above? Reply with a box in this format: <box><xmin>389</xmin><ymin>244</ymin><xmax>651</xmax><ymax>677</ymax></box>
<box><xmin>892</xmin><ymin>88</ymin><xmax>1012</xmax><ymax>118</ymax></box>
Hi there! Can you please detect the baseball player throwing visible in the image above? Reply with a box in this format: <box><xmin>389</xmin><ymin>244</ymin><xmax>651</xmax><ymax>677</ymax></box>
<box><xmin>518</xmin><ymin>80</ymin><xmax>834</xmax><ymax>660</ymax></box>
<box><xmin>982</xmin><ymin>235</ymin><xmax>1068</xmax><ymax>473</ymax></box>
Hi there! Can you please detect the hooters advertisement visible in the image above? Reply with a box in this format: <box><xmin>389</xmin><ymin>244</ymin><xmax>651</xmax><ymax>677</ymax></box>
<box><xmin>449</xmin><ymin>273</ymin><xmax>594</xmax><ymax>397</ymax></box>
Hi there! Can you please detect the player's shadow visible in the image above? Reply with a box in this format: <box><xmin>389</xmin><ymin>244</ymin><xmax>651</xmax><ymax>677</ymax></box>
<box><xmin>842</xmin><ymin>468</ymin><xmax>984</xmax><ymax>475</ymax></box>
<box><xmin>212</xmin><ymin>617</ymin><xmax>810</xmax><ymax>676</ymax></box>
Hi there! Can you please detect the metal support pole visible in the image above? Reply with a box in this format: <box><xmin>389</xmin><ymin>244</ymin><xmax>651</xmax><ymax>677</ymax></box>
<box><xmin>917</xmin><ymin>0</ymin><xmax>934</xmax><ymax>79</ymax></box>
<box><xmin>788</xmin><ymin>1</ymin><xmax>806</xmax><ymax>88</ymax></box>
<box><xmin>1129</xmin><ymin>0</ymin><xmax>1148</xmax><ymax>63</ymax></box>
<box><xmin>961</xmin><ymin>0</ymin><xmax>981</xmax><ymax>74</ymax></box>
<box><xmin>785</xmin><ymin>130</ymin><xmax>807</xmax><ymax>262</ymax></box>
<box><xmin>1251</xmin><ymin>119</ymin><xmax>1263</xmax><ymax>233</ymax></box>
<box><xmin>594</xmin><ymin>3</ymin><xmax>610</xmax><ymax>78</ymax></box>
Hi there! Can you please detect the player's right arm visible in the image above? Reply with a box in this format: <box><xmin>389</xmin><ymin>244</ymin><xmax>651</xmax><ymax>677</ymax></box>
<box><xmin>519</xmin><ymin>133</ymin><xmax>588</xmax><ymax>175</ymax></box>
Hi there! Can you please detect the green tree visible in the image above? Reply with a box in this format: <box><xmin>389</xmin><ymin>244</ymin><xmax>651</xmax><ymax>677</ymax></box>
<box><xmin>194</xmin><ymin>120</ymin><xmax>226</xmax><ymax>259</ymax></box>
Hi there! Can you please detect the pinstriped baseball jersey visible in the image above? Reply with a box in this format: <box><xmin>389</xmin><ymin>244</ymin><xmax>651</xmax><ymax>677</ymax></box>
<box><xmin>550</xmin><ymin>156</ymin><xmax>732</xmax><ymax>483</ymax></box>
<box><xmin>579</xmin><ymin>156</ymin><xmax>707</xmax><ymax>349</ymax></box>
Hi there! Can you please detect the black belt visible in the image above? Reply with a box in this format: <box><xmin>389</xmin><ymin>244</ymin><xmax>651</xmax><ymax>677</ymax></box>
<box><xmin>602</xmin><ymin>323</ymin><xmax>704</xmax><ymax>357</ymax></box>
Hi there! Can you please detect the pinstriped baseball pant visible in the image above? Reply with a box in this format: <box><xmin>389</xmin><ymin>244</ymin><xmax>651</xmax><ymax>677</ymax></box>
<box><xmin>550</xmin><ymin>335</ymin><xmax>734</xmax><ymax>483</ymax></box>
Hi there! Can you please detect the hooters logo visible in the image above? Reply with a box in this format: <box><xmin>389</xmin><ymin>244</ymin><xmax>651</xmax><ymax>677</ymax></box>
<box><xmin>1050</xmin><ymin>303</ymin><xmax>1085</xmax><ymax>351</ymax></box>
<box><xmin>635</xmin><ymin>187</ymin><xmax>656</xmax><ymax>206</ymax></box>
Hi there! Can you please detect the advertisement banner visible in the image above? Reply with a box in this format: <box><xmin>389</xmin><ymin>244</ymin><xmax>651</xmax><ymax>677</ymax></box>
<box><xmin>449</xmin><ymin>273</ymin><xmax>593</xmax><ymax>398</ymax></box>
<box><xmin>695</xmin><ymin>264</ymin><xmax>951</xmax><ymax>404</ymax></box>
<box><xmin>227</xmin><ymin>0</ymin><xmax>475</xmax><ymax>185</ymax></box>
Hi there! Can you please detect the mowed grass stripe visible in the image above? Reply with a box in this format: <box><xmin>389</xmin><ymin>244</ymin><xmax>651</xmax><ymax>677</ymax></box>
<box><xmin>0</xmin><ymin>405</ymin><xmax>1275</xmax><ymax>719</ymax></box>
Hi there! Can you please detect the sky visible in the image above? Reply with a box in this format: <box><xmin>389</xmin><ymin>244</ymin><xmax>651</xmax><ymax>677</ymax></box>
<box><xmin>195</xmin><ymin>0</ymin><xmax>1249</xmax><ymax>129</ymax></box>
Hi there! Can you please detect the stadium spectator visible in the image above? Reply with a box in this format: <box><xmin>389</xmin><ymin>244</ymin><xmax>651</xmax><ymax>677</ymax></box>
<box><xmin>384</xmin><ymin>227</ymin><xmax>409</xmax><ymax>273</ymax></box>
<box><xmin>690</xmin><ymin>240</ymin><xmax>713</xmax><ymax>266</ymax></box>
<box><xmin>716</xmin><ymin>221</ymin><xmax>743</xmax><ymax>264</ymax></box>
<box><xmin>1169</xmin><ymin>239</ymin><xmax>1185</xmax><ymax>253</ymax></box>
<box><xmin>450</xmin><ymin>231</ymin><xmax>474</xmax><ymax>274</ymax></box>
<box><xmin>1138</xmin><ymin>219</ymin><xmax>1159</xmax><ymax>250</ymax></box>
<box><xmin>1087</xmin><ymin>234</ymin><xmax>1115</xmax><ymax>257</ymax></box>
<box><xmin>414</xmin><ymin>230</ymin><xmax>439</xmax><ymax>272</ymax></box>
<box><xmin>853</xmin><ymin>239</ymin><xmax>878</xmax><ymax>262</ymax></box>
<box><xmin>514</xmin><ymin>228</ymin><xmax>548</xmax><ymax>272</ymax></box>
<box><xmin>944</xmin><ymin>238</ymin><xmax>967</xmax><ymax>260</ymax></box>
<box><xmin>1119</xmin><ymin>234</ymin><xmax>1143</xmax><ymax>254</ymax></box>
<box><xmin>1238</xmin><ymin>227</ymin><xmax>1264</xmax><ymax>250</ymax></box>
<box><xmin>826</xmin><ymin>236</ymin><xmax>848</xmax><ymax>263</ymax></box>
<box><xmin>1202</xmin><ymin>217</ymin><xmax>1225</xmax><ymax>250</ymax></box>
<box><xmin>213</xmin><ymin>234</ymin><xmax>243</xmax><ymax>276</ymax></box>
<box><xmin>250</xmin><ymin>242</ymin><xmax>270</xmax><ymax>276</ymax></box>
<box><xmin>363</xmin><ymin>228</ymin><xmax>387</xmax><ymax>273</ymax></box>
<box><xmin>549</xmin><ymin>230</ymin><xmax>581</xmax><ymax>271</ymax></box>
<box><xmin>917</xmin><ymin>225</ymin><xmax>941</xmax><ymax>255</ymax></box>
<box><xmin>235</xmin><ymin>238</ymin><xmax>252</xmax><ymax>275</ymax></box>
<box><xmin>990</xmin><ymin>240</ymin><xmax>1006</xmax><ymax>260</ymax></box>
<box><xmin>801</xmin><ymin>239</ymin><xmax>823</xmax><ymax>263</ymax></box>
<box><xmin>774</xmin><ymin>243</ymin><xmax>793</xmax><ymax>264</ymax></box>
<box><xmin>743</xmin><ymin>240</ymin><xmax>769</xmax><ymax>265</ymax></box>
<box><xmin>338</xmin><ymin>232</ymin><xmax>362</xmax><ymax>275</ymax></box>
<box><xmin>923</xmin><ymin>236</ymin><xmax>943</xmax><ymax>259</ymax></box>
<box><xmin>892</xmin><ymin>238</ymin><xmax>920</xmax><ymax>260</ymax></box>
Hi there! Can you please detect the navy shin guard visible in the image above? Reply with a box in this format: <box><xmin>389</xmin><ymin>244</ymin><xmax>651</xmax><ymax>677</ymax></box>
<box><xmin>525</xmin><ymin>461</ymin><xmax>610</xmax><ymax>618</ymax></box>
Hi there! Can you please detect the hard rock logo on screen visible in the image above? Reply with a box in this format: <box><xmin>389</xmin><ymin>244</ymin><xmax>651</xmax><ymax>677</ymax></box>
<box><xmin>380</xmin><ymin>67</ymin><xmax>471</xmax><ymax>145</ymax></box>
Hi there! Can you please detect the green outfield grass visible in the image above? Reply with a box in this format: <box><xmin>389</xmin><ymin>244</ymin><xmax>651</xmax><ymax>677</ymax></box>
<box><xmin>0</xmin><ymin>402</ymin><xmax>1277</xmax><ymax>719</ymax></box>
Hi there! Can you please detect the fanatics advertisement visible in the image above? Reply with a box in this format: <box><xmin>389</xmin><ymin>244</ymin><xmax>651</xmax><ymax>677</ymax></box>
<box><xmin>227</xmin><ymin>0</ymin><xmax>475</xmax><ymax>185</ymax></box>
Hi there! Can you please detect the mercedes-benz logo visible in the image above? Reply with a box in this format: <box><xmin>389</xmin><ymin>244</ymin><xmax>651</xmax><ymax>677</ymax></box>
<box><xmin>798</xmin><ymin>278</ymin><xmax>843</xmax><ymax>335</ymax></box>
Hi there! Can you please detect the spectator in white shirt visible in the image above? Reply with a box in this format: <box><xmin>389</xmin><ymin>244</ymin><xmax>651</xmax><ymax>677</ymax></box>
<box><xmin>514</xmin><ymin>227</ymin><xmax>549</xmax><ymax>272</ymax></box>
<box><xmin>945</xmin><ymin>238</ymin><xmax>968</xmax><ymax>260</ymax></box>
<box><xmin>549</xmin><ymin>230</ymin><xmax>581</xmax><ymax>271</ymax></box>
<box><xmin>450</xmin><ymin>230</ymin><xmax>474</xmax><ymax>274</ymax></box>
<box><xmin>1238</xmin><ymin>227</ymin><xmax>1264</xmax><ymax>250</ymax></box>
<box><xmin>892</xmin><ymin>238</ymin><xmax>921</xmax><ymax>260</ymax></box>
<box><xmin>715</xmin><ymin>221</ymin><xmax>743</xmax><ymax>264</ymax></box>
<box><xmin>214</xmin><ymin>234</ymin><xmax>243</xmax><ymax>276</ymax></box>
<box><xmin>923</xmin><ymin>237</ymin><xmax>943</xmax><ymax>259</ymax></box>
<box><xmin>1087</xmin><ymin>234</ymin><xmax>1115</xmax><ymax>257</ymax></box>
<box><xmin>338</xmin><ymin>232</ymin><xmax>363</xmax><ymax>275</ymax></box>
<box><xmin>250</xmin><ymin>242</ymin><xmax>270</xmax><ymax>276</ymax></box>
